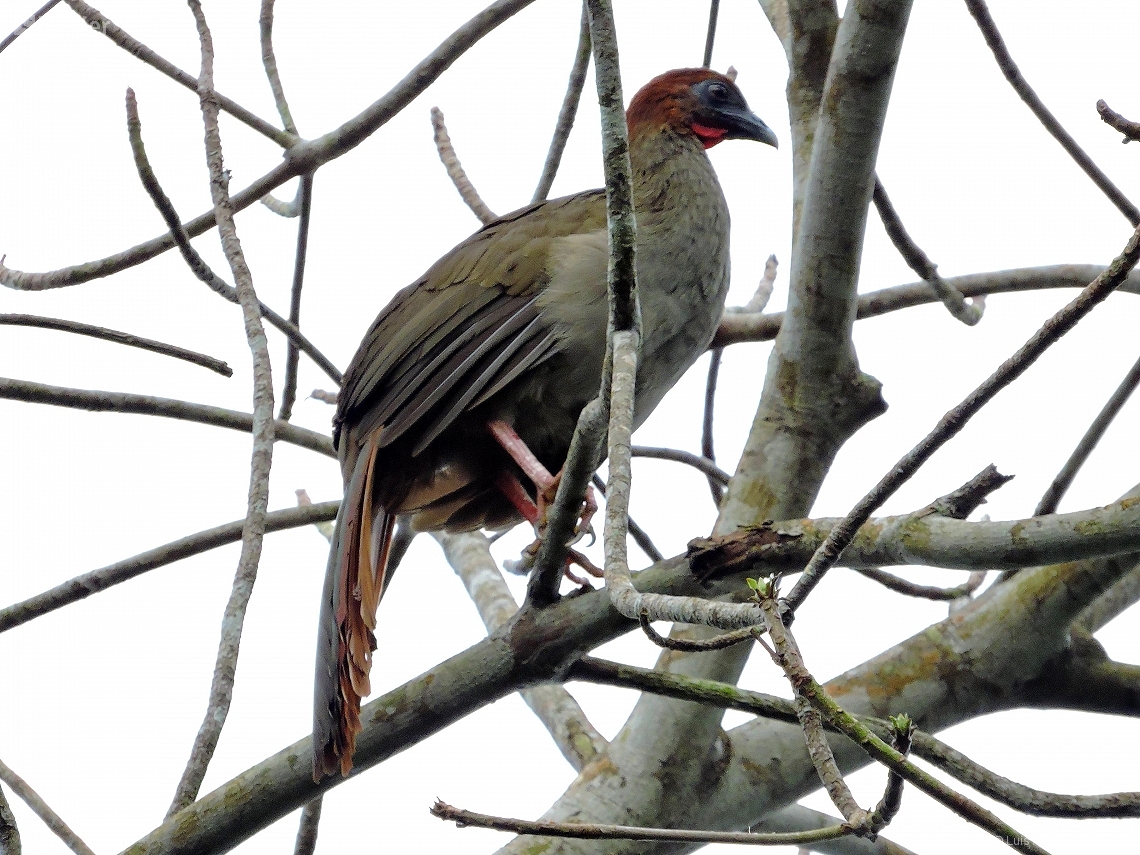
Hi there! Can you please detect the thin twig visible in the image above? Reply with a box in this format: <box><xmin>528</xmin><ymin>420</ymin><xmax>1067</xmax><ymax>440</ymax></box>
<box><xmin>852</xmin><ymin>568</ymin><xmax>986</xmax><ymax>601</ymax></box>
<box><xmin>571</xmin><ymin>656</ymin><xmax>1140</xmax><ymax>819</ymax></box>
<box><xmin>783</xmin><ymin>221</ymin><xmax>1140</xmax><ymax>615</ymax></box>
<box><xmin>533</xmin><ymin>1</ymin><xmax>591</xmax><ymax>203</ymax></box>
<box><xmin>168</xmin><ymin>2</ymin><xmax>276</xmax><ymax>814</ymax></box>
<box><xmin>591</xmin><ymin>474</ymin><xmax>664</xmax><ymax>563</ymax></box>
<box><xmin>712</xmin><ymin>264</ymin><xmax>1140</xmax><ymax>348</ymax></box>
<box><xmin>0</xmin><ymin>0</ymin><xmax>62</xmax><ymax>55</ymax></box>
<box><xmin>0</xmin><ymin>314</ymin><xmax>231</xmax><ymax>375</ymax></box>
<box><xmin>0</xmin><ymin>377</ymin><xmax>333</xmax><ymax>457</ymax></box>
<box><xmin>431</xmin><ymin>107</ymin><xmax>497</xmax><ymax>224</ymax></box>
<box><xmin>872</xmin><ymin>178</ymin><xmax>983</xmax><ymax>325</ymax></box>
<box><xmin>870</xmin><ymin>716</ymin><xmax>913</xmax><ymax>830</ymax></box>
<box><xmin>701</xmin><ymin>348</ymin><xmax>726</xmax><ymax>505</ymax></box>
<box><xmin>1035</xmin><ymin>351</ymin><xmax>1140</xmax><ymax>516</ymax></box>
<box><xmin>633</xmin><ymin>445</ymin><xmax>731</xmax><ymax>485</ymax></box>
<box><xmin>260</xmin><ymin>184</ymin><xmax>302</xmax><ymax>218</ymax></box>
<box><xmin>431</xmin><ymin>800</ymin><xmax>854</xmax><ymax>846</ymax></box>
<box><xmin>0</xmin><ymin>783</ymin><xmax>18</xmax><ymax>855</ymax></box>
<box><xmin>62</xmin><ymin>0</ymin><xmax>295</xmax><ymax>147</ymax></box>
<box><xmin>755</xmin><ymin>598</ymin><xmax>1051</xmax><ymax>855</ymax></box>
<box><xmin>0</xmin><ymin>759</ymin><xmax>95</xmax><ymax>855</ymax></box>
<box><xmin>963</xmin><ymin>0</ymin><xmax>1139</xmax><ymax>226</ymax></box>
<box><xmin>757</xmin><ymin>595</ymin><xmax>870</xmax><ymax>828</ymax></box>
<box><xmin>277</xmin><ymin>172</ymin><xmax>315</xmax><ymax>420</ymax></box>
<box><xmin>701</xmin><ymin>0</ymin><xmax>720</xmax><ymax>67</ymax></box>
<box><xmin>0</xmin><ymin>502</ymin><xmax>338</xmax><ymax>634</ymax></box>
<box><xmin>1096</xmin><ymin>99</ymin><xmax>1140</xmax><ymax>144</ymax></box>
<box><xmin>124</xmin><ymin>89</ymin><xmax>341</xmax><ymax>385</ymax></box>
<box><xmin>258</xmin><ymin>0</ymin><xmax>298</xmax><ymax>135</ymax></box>
<box><xmin>638</xmin><ymin>612</ymin><xmax>753</xmax><ymax>651</ymax></box>
<box><xmin>292</xmin><ymin>798</ymin><xmax>322</xmax><ymax>855</ymax></box>
<box><xmin>4</xmin><ymin>0</ymin><xmax>538</xmax><ymax>291</ymax></box>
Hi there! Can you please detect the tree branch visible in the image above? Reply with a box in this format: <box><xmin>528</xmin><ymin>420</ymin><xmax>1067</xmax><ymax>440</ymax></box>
<box><xmin>871</xmin><ymin>178</ymin><xmax>983</xmax><ymax>325</ymax></box>
<box><xmin>430</xmin><ymin>107</ymin><xmax>497</xmax><ymax>224</ymax></box>
<box><xmin>712</xmin><ymin>265</ymin><xmax>1140</xmax><ymax>348</ymax></box>
<box><xmin>167</xmin><ymin>2</ymin><xmax>277</xmax><ymax>814</ymax></box>
<box><xmin>124</xmin><ymin>89</ymin><xmax>341</xmax><ymax>385</ymax></box>
<box><xmin>276</xmin><ymin>172</ymin><xmax>315</xmax><ymax>420</ymax></box>
<box><xmin>784</xmin><ymin>222</ymin><xmax>1140</xmax><ymax>613</ymax></box>
<box><xmin>432</xmin><ymin>800</ymin><xmax>854</xmax><ymax>846</ymax></box>
<box><xmin>532</xmin><ymin>1</ymin><xmax>591</xmax><ymax>204</ymax></box>
<box><xmin>0</xmin><ymin>314</ymin><xmax>231</xmax><ymax>376</ymax></box>
<box><xmin>0</xmin><ymin>377</ymin><xmax>334</xmax><ymax>457</ymax></box>
<box><xmin>2</xmin><ymin>0</ymin><xmax>540</xmax><ymax>291</ymax></box>
<box><xmin>963</xmin><ymin>0</ymin><xmax>1139</xmax><ymax>226</ymax></box>
<box><xmin>0</xmin><ymin>759</ymin><xmax>95</xmax><ymax>855</ymax></box>
<box><xmin>0</xmin><ymin>502</ymin><xmax>338</xmax><ymax>634</ymax></box>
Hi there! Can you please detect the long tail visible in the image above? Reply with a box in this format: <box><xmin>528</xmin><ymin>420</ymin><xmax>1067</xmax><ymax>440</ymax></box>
<box><xmin>313</xmin><ymin>435</ymin><xmax>395</xmax><ymax>780</ymax></box>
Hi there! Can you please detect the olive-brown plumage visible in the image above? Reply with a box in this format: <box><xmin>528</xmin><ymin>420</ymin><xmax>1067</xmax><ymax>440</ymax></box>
<box><xmin>313</xmin><ymin>68</ymin><xmax>777</xmax><ymax>780</ymax></box>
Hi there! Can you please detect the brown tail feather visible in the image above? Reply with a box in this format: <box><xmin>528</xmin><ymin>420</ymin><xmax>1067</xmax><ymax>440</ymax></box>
<box><xmin>313</xmin><ymin>434</ymin><xmax>395</xmax><ymax>780</ymax></box>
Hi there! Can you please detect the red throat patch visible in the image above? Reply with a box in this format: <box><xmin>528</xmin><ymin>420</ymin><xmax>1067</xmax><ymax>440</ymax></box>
<box><xmin>690</xmin><ymin>121</ymin><xmax>728</xmax><ymax>149</ymax></box>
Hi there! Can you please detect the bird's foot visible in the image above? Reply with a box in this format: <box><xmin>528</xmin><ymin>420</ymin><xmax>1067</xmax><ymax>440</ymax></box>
<box><xmin>536</xmin><ymin>473</ymin><xmax>597</xmax><ymax>547</ymax></box>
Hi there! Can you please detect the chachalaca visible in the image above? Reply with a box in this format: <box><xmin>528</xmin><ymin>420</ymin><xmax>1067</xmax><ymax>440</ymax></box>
<box><xmin>314</xmin><ymin>68</ymin><xmax>777</xmax><ymax>780</ymax></box>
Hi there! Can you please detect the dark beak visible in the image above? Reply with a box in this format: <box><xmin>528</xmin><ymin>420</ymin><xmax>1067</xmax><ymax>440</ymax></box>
<box><xmin>718</xmin><ymin>106</ymin><xmax>778</xmax><ymax>148</ymax></box>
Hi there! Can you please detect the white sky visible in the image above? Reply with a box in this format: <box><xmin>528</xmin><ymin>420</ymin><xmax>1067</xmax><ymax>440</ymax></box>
<box><xmin>1</xmin><ymin>1</ymin><xmax>1138</xmax><ymax>854</ymax></box>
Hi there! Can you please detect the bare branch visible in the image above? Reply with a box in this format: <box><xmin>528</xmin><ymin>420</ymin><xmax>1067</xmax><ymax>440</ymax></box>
<box><xmin>0</xmin><ymin>759</ymin><xmax>95</xmax><ymax>855</ymax></box>
<box><xmin>0</xmin><ymin>314</ymin><xmax>231</xmax><ymax>376</ymax></box>
<box><xmin>63</xmin><ymin>0</ymin><xmax>295</xmax><ymax>146</ymax></box>
<box><xmin>701</xmin><ymin>349</ymin><xmax>726</xmax><ymax>505</ymax></box>
<box><xmin>431</xmin><ymin>800</ymin><xmax>854</xmax><ymax>846</ymax></box>
<box><xmin>258</xmin><ymin>0</ymin><xmax>298</xmax><ymax>135</ymax></box>
<box><xmin>872</xmin><ymin>178</ymin><xmax>983</xmax><ymax>325</ymax></box>
<box><xmin>632</xmin><ymin>445</ymin><xmax>730</xmax><ymax>485</ymax></box>
<box><xmin>292</xmin><ymin>799</ymin><xmax>321</xmax><ymax>855</ymax></box>
<box><xmin>701</xmin><ymin>0</ymin><xmax>720</xmax><ymax>67</ymax></box>
<box><xmin>591</xmin><ymin>475</ymin><xmax>664</xmax><ymax>564</ymax></box>
<box><xmin>912</xmin><ymin>728</ymin><xmax>1140</xmax><ymax>818</ymax></box>
<box><xmin>756</xmin><ymin>595</ymin><xmax>1050</xmax><ymax>855</ymax></box>
<box><xmin>532</xmin><ymin>1</ymin><xmax>591</xmax><ymax>203</ymax></box>
<box><xmin>0</xmin><ymin>377</ymin><xmax>333</xmax><ymax>457</ymax></box>
<box><xmin>2</xmin><ymin>0</ymin><xmax>539</xmax><ymax>291</ymax></box>
<box><xmin>1036</xmin><ymin>351</ymin><xmax>1140</xmax><ymax>516</ymax></box>
<box><xmin>851</xmin><ymin>568</ymin><xmax>986</xmax><ymax>601</ymax></box>
<box><xmin>431</xmin><ymin>107</ymin><xmax>497</xmax><ymax>224</ymax></box>
<box><xmin>277</xmin><ymin>173</ymin><xmax>315</xmax><ymax>420</ymax></box>
<box><xmin>963</xmin><ymin>0</ymin><xmax>1139</xmax><ymax>226</ymax></box>
<box><xmin>713</xmin><ymin>264</ymin><xmax>1140</xmax><ymax>348</ymax></box>
<box><xmin>0</xmin><ymin>0</ymin><xmax>62</xmax><ymax>56</ymax></box>
<box><xmin>0</xmin><ymin>502</ymin><xmax>338</xmax><ymax>634</ymax></box>
<box><xmin>784</xmin><ymin>222</ymin><xmax>1140</xmax><ymax>614</ymax></box>
<box><xmin>638</xmin><ymin>613</ymin><xmax>753</xmax><ymax>652</ymax></box>
<box><xmin>1096</xmin><ymin>99</ymin><xmax>1140</xmax><ymax>144</ymax></box>
<box><xmin>758</xmin><ymin>598</ymin><xmax>870</xmax><ymax>829</ymax></box>
<box><xmin>167</xmin><ymin>3</ymin><xmax>276</xmax><ymax>813</ymax></box>
<box><xmin>124</xmin><ymin>89</ymin><xmax>341</xmax><ymax>385</ymax></box>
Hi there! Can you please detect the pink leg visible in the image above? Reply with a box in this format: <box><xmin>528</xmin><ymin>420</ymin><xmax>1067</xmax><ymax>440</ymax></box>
<box><xmin>487</xmin><ymin>420</ymin><xmax>555</xmax><ymax>491</ymax></box>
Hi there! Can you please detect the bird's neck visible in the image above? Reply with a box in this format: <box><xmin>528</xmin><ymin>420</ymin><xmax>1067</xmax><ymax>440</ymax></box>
<box><xmin>628</xmin><ymin>128</ymin><xmax>726</xmax><ymax>229</ymax></box>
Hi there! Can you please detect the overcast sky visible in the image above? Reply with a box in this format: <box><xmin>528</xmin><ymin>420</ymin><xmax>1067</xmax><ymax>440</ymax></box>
<box><xmin>1</xmin><ymin>2</ymin><xmax>1139</xmax><ymax>854</ymax></box>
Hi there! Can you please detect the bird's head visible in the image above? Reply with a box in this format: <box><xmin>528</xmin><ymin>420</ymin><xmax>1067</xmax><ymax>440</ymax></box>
<box><xmin>626</xmin><ymin>68</ymin><xmax>778</xmax><ymax>150</ymax></box>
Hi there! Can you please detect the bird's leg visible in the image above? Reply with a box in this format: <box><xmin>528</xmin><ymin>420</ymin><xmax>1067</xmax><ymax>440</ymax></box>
<box><xmin>486</xmin><ymin>420</ymin><xmax>597</xmax><ymax>545</ymax></box>
<box><xmin>492</xmin><ymin>470</ymin><xmax>602</xmax><ymax>584</ymax></box>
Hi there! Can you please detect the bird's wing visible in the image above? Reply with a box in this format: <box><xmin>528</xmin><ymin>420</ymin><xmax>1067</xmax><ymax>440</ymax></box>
<box><xmin>334</xmin><ymin>189</ymin><xmax>607</xmax><ymax>455</ymax></box>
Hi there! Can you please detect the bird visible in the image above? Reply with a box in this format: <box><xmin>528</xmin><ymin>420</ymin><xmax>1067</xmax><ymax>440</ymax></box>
<box><xmin>313</xmin><ymin>67</ymin><xmax>777</xmax><ymax>780</ymax></box>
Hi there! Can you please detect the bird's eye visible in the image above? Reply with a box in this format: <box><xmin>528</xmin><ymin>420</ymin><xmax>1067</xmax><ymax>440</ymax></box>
<box><xmin>707</xmin><ymin>83</ymin><xmax>728</xmax><ymax>101</ymax></box>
